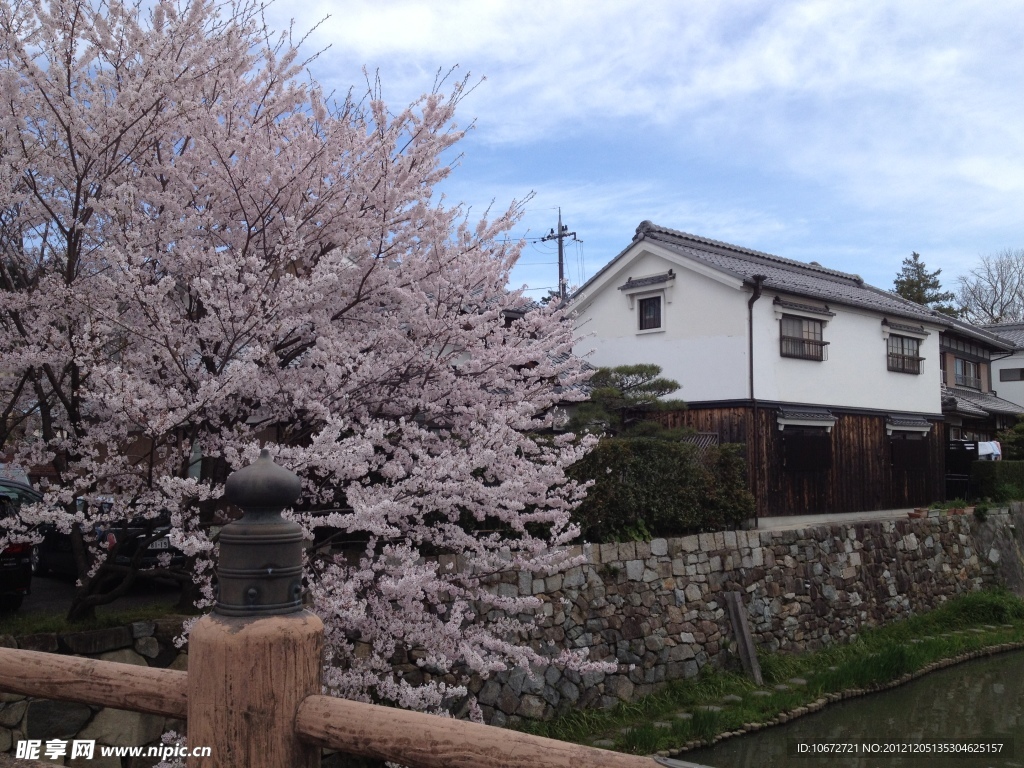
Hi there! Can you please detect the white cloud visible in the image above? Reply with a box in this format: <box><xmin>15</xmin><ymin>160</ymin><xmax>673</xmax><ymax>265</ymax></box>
<box><xmin>262</xmin><ymin>0</ymin><xmax>1024</xmax><ymax>291</ymax></box>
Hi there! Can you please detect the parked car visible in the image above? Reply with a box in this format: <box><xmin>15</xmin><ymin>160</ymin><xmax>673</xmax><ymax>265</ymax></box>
<box><xmin>33</xmin><ymin>502</ymin><xmax>186</xmax><ymax>579</ymax></box>
<box><xmin>0</xmin><ymin>478</ymin><xmax>41</xmax><ymax>611</ymax></box>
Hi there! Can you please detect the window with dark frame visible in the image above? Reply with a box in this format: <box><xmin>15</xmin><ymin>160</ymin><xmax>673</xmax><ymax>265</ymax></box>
<box><xmin>638</xmin><ymin>296</ymin><xmax>662</xmax><ymax>331</ymax></box>
<box><xmin>1000</xmin><ymin>368</ymin><xmax>1024</xmax><ymax>382</ymax></box>
<box><xmin>955</xmin><ymin>358</ymin><xmax>981</xmax><ymax>389</ymax></box>
<box><xmin>941</xmin><ymin>337</ymin><xmax>990</xmax><ymax>360</ymax></box>
<box><xmin>780</xmin><ymin>314</ymin><xmax>827</xmax><ymax>361</ymax></box>
<box><xmin>887</xmin><ymin>335</ymin><xmax>922</xmax><ymax>374</ymax></box>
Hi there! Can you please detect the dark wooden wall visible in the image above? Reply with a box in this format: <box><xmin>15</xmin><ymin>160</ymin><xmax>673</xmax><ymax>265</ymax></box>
<box><xmin>663</xmin><ymin>406</ymin><xmax>945</xmax><ymax>517</ymax></box>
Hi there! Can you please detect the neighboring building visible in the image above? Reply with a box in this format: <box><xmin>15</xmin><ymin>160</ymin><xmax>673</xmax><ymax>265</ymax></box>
<box><xmin>984</xmin><ymin>322</ymin><xmax>1024</xmax><ymax>410</ymax></box>
<box><xmin>936</xmin><ymin>321</ymin><xmax>1024</xmax><ymax>499</ymax></box>
<box><xmin>939</xmin><ymin>321</ymin><xmax>1024</xmax><ymax>441</ymax></box>
<box><xmin>572</xmin><ymin>222</ymin><xmax>955</xmax><ymax>517</ymax></box>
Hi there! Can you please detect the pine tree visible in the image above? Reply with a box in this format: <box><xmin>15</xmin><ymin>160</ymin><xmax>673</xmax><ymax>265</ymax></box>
<box><xmin>569</xmin><ymin>364</ymin><xmax>686</xmax><ymax>437</ymax></box>
<box><xmin>893</xmin><ymin>252</ymin><xmax>959</xmax><ymax>316</ymax></box>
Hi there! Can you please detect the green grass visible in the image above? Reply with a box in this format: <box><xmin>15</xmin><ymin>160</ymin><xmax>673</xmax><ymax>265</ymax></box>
<box><xmin>0</xmin><ymin>601</ymin><xmax>186</xmax><ymax>637</ymax></box>
<box><xmin>521</xmin><ymin>589</ymin><xmax>1024</xmax><ymax>754</ymax></box>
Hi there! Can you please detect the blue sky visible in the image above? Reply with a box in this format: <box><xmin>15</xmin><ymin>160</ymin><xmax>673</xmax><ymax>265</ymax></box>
<box><xmin>267</xmin><ymin>0</ymin><xmax>1024</xmax><ymax>300</ymax></box>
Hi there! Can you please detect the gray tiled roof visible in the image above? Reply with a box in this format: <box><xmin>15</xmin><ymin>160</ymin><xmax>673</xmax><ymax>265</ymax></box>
<box><xmin>631</xmin><ymin>222</ymin><xmax>942</xmax><ymax>325</ymax></box>
<box><xmin>940</xmin><ymin>388</ymin><xmax>988</xmax><ymax>417</ymax></box>
<box><xmin>773</xmin><ymin>298</ymin><xmax>836</xmax><ymax>317</ymax></box>
<box><xmin>778</xmin><ymin>407</ymin><xmax>835</xmax><ymax>421</ymax></box>
<box><xmin>941</xmin><ymin>386</ymin><xmax>1024</xmax><ymax>417</ymax></box>
<box><xmin>940</xmin><ymin>314</ymin><xmax>1017</xmax><ymax>350</ymax></box>
<box><xmin>887</xmin><ymin>414</ymin><xmax>933</xmax><ymax>427</ymax></box>
<box><xmin>575</xmin><ymin>222</ymin><xmax>1017</xmax><ymax>349</ymax></box>
<box><xmin>982</xmin><ymin>322</ymin><xmax>1024</xmax><ymax>349</ymax></box>
<box><xmin>884</xmin><ymin>320</ymin><xmax>928</xmax><ymax>336</ymax></box>
<box><xmin>618</xmin><ymin>271</ymin><xmax>675</xmax><ymax>290</ymax></box>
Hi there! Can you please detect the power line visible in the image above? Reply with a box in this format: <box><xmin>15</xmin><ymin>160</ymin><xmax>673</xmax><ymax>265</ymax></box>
<box><xmin>574</xmin><ymin>238</ymin><xmax>586</xmax><ymax>287</ymax></box>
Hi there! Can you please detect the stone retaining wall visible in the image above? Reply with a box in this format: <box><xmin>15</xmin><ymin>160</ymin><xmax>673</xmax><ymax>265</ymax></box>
<box><xmin>471</xmin><ymin>509</ymin><xmax>1023</xmax><ymax>725</ymax></box>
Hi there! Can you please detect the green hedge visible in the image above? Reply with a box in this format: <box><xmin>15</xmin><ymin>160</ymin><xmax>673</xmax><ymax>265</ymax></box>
<box><xmin>568</xmin><ymin>438</ymin><xmax>754</xmax><ymax>542</ymax></box>
<box><xmin>971</xmin><ymin>460</ymin><xmax>1024</xmax><ymax>501</ymax></box>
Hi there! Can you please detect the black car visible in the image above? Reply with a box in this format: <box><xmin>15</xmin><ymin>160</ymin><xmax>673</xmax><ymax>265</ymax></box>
<box><xmin>0</xmin><ymin>479</ymin><xmax>41</xmax><ymax>611</ymax></box>
<box><xmin>33</xmin><ymin>500</ymin><xmax>186</xmax><ymax>579</ymax></box>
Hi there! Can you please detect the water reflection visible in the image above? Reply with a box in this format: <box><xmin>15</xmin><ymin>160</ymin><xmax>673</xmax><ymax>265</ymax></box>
<box><xmin>686</xmin><ymin>650</ymin><xmax>1024</xmax><ymax>768</ymax></box>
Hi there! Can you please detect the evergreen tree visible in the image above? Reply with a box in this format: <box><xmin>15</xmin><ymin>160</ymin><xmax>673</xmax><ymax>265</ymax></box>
<box><xmin>570</xmin><ymin>364</ymin><xmax>687</xmax><ymax>437</ymax></box>
<box><xmin>893</xmin><ymin>252</ymin><xmax>959</xmax><ymax>316</ymax></box>
<box><xmin>997</xmin><ymin>417</ymin><xmax>1024</xmax><ymax>461</ymax></box>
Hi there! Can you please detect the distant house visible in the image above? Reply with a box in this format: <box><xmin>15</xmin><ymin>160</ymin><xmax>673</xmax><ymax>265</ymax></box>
<box><xmin>939</xmin><ymin>321</ymin><xmax>1024</xmax><ymax>440</ymax></box>
<box><xmin>981</xmin><ymin>322</ymin><xmax>1024</xmax><ymax>412</ymax></box>
<box><xmin>572</xmin><ymin>222</ymin><xmax>957</xmax><ymax>517</ymax></box>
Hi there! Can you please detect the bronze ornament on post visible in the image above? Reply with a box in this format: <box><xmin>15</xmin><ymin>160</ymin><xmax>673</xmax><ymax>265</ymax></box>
<box><xmin>215</xmin><ymin>448</ymin><xmax>305</xmax><ymax>616</ymax></box>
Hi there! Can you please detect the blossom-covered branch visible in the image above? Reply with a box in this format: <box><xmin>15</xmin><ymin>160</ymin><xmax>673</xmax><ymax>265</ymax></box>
<box><xmin>0</xmin><ymin>0</ymin><xmax>597</xmax><ymax>709</ymax></box>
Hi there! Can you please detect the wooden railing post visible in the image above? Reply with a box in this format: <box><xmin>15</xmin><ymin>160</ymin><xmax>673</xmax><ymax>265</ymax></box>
<box><xmin>187</xmin><ymin>450</ymin><xmax>323</xmax><ymax>768</ymax></box>
<box><xmin>187</xmin><ymin>610</ymin><xmax>323</xmax><ymax>768</ymax></box>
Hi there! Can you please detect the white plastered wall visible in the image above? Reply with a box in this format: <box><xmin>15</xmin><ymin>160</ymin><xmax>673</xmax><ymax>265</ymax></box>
<box><xmin>991</xmin><ymin>351</ymin><xmax>1024</xmax><ymax>407</ymax></box>
<box><xmin>573</xmin><ymin>243</ymin><xmax>944</xmax><ymax>414</ymax></box>
<box><xmin>750</xmin><ymin>295</ymin><xmax>943</xmax><ymax>414</ymax></box>
<box><xmin>572</xmin><ymin>247</ymin><xmax>750</xmax><ymax>402</ymax></box>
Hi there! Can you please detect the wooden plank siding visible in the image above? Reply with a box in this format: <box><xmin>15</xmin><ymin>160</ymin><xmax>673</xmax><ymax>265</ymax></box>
<box><xmin>663</xmin><ymin>406</ymin><xmax>944</xmax><ymax>517</ymax></box>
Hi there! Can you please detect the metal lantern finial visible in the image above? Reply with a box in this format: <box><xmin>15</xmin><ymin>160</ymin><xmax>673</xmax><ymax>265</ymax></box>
<box><xmin>215</xmin><ymin>449</ymin><xmax>304</xmax><ymax>616</ymax></box>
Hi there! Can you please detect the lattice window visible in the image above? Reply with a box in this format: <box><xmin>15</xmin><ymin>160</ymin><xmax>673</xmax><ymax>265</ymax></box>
<box><xmin>638</xmin><ymin>296</ymin><xmax>661</xmax><ymax>330</ymax></box>
<box><xmin>780</xmin><ymin>315</ymin><xmax>827</xmax><ymax>361</ymax></box>
<box><xmin>887</xmin><ymin>335</ymin><xmax>923</xmax><ymax>374</ymax></box>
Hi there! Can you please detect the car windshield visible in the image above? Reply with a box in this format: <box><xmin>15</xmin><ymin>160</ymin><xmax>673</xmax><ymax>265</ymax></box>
<box><xmin>0</xmin><ymin>482</ymin><xmax>41</xmax><ymax>509</ymax></box>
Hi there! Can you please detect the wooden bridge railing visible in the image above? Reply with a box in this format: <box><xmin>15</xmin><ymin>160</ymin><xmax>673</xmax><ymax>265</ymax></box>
<box><xmin>0</xmin><ymin>638</ymin><xmax>681</xmax><ymax>768</ymax></box>
<box><xmin>0</xmin><ymin>452</ymin><xmax>710</xmax><ymax>768</ymax></box>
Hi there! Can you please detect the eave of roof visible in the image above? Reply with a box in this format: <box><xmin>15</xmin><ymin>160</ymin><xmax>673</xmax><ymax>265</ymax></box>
<box><xmin>942</xmin><ymin>386</ymin><xmax>1024</xmax><ymax>417</ymax></box>
<box><xmin>635</xmin><ymin>221</ymin><xmax>866</xmax><ymax>283</ymax></box>
<box><xmin>980</xmin><ymin>322</ymin><xmax>1024</xmax><ymax>350</ymax></box>
<box><xmin>618</xmin><ymin>270</ymin><xmax>675</xmax><ymax>290</ymax></box>
<box><xmin>887</xmin><ymin>414</ymin><xmax>932</xmax><ymax>426</ymax></box>
<box><xmin>777</xmin><ymin>406</ymin><xmax>835</xmax><ymax>420</ymax></box>
<box><xmin>941</xmin><ymin>316</ymin><xmax>1017</xmax><ymax>352</ymax></box>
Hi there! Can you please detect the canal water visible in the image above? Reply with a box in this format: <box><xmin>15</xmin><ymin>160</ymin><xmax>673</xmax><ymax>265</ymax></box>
<box><xmin>686</xmin><ymin>650</ymin><xmax>1024</xmax><ymax>768</ymax></box>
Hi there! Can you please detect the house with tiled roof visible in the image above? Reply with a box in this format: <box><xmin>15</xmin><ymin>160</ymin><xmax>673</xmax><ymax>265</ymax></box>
<box><xmin>933</xmin><ymin>320</ymin><xmax>1024</xmax><ymax>496</ymax></box>
<box><xmin>571</xmin><ymin>221</ymin><xmax>1022</xmax><ymax>517</ymax></box>
<box><xmin>939</xmin><ymin>320</ymin><xmax>1024</xmax><ymax>439</ymax></box>
<box><xmin>981</xmin><ymin>322</ymin><xmax>1024</xmax><ymax>411</ymax></box>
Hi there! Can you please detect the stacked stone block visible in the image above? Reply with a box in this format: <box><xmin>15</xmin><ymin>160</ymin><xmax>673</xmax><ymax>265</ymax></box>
<box><xmin>1</xmin><ymin>510</ymin><xmax>1018</xmax><ymax>750</ymax></box>
<box><xmin>470</xmin><ymin>512</ymin><xmax>1015</xmax><ymax>725</ymax></box>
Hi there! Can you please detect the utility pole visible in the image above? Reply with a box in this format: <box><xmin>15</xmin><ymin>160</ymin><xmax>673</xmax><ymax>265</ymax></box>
<box><xmin>540</xmin><ymin>208</ymin><xmax>578</xmax><ymax>300</ymax></box>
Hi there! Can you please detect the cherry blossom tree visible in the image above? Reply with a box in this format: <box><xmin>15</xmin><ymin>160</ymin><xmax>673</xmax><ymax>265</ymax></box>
<box><xmin>0</xmin><ymin>0</ymin><xmax>596</xmax><ymax>711</ymax></box>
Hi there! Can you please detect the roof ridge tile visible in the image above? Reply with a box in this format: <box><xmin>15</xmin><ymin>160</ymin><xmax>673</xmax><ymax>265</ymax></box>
<box><xmin>635</xmin><ymin>221</ymin><xmax>865</xmax><ymax>284</ymax></box>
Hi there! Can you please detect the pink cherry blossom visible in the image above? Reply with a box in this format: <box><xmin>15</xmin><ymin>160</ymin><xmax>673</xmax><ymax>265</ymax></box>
<box><xmin>0</xmin><ymin>0</ymin><xmax>601</xmax><ymax>709</ymax></box>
